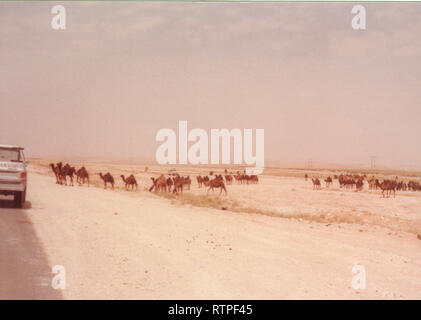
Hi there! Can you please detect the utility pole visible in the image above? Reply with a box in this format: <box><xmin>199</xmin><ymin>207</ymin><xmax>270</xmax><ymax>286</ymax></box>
<box><xmin>370</xmin><ymin>156</ymin><xmax>376</xmax><ymax>169</ymax></box>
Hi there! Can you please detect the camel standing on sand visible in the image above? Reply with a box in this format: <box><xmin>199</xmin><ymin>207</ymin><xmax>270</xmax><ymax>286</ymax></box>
<box><xmin>376</xmin><ymin>179</ymin><xmax>396</xmax><ymax>198</ymax></box>
<box><xmin>166</xmin><ymin>177</ymin><xmax>173</xmax><ymax>192</ymax></box>
<box><xmin>172</xmin><ymin>176</ymin><xmax>184</xmax><ymax>194</ymax></box>
<box><xmin>183</xmin><ymin>176</ymin><xmax>191</xmax><ymax>190</ymax></box>
<box><xmin>249</xmin><ymin>175</ymin><xmax>259</xmax><ymax>184</ymax></box>
<box><xmin>61</xmin><ymin>163</ymin><xmax>76</xmax><ymax>186</ymax></box>
<box><xmin>149</xmin><ymin>175</ymin><xmax>167</xmax><ymax>192</ymax></box>
<box><xmin>324</xmin><ymin>176</ymin><xmax>332</xmax><ymax>188</ymax></box>
<box><xmin>196</xmin><ymin>176</ymin><xmax>203</xmax><ymax>188</ymax></box>
<box><xmin>120</xmin><ymin>174</ymin><xmax>138</xmax><ymax>190</ymax></box>
<box><xmin>225</xmin><ymin>175</ymin><xmax>233</xmax><ymax>185</ymax></box>
<box><xmin>99</xmin><ymin>172</ymin><xmax>114</xmax><ymax>189</ymax></box>
<box><xmin>368</xmin><ymin>177</ymin><xmax>377</xmax><ymax>190</ymax></box>
<box><xmin>305</xmin><ymin>173</ymin><xmax>308</xmax><ymax>181</ymax></box>
<box><xmin>234</xmin><ymin>171</ymin><xmax>245</xmax><ymax>184</ymax></box>
<box><xmin>207</xmin><ymin>176</ymin><xmax>227</xmax><ymax>195</ymax></box>
<box><xmin>355</xmin><ymin>178</ymin><xmax>364</xmax><ymax>191</ymax></box>
<box><xmin>50</xmin><ymin>163</ymin><xmax>61</xmax><ymax>184</ymax></box>
<box><xmin>76</xmin><ymin>166</ymin><xmax>89</xmax><ymax>187</ymax></box>
<box><xmin>312</xmin><ymin>178</ymin><xmax>321</xmax><ymax>190</ymax></box>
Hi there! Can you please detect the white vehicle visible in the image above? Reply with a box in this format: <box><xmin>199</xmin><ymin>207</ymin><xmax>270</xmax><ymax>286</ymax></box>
<box><xmin>0</xmin><ymin>145</ymin><xmax>27</xmax><ymax>208</ymax></box>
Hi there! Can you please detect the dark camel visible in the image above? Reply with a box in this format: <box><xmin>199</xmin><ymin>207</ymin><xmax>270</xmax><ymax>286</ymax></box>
<box><xmin>76</xmin><ymin>166</ymin><xmax>90</xmax><ymax>187</ymax></box>
<box><xmin>120</xmin><ymin>174</ymin><xmax>138</xmax><ymax>190</ymax></box>
<box><xmin>312</xmin><ymin>177</ymin><xmax>321</xmax><ymax>190</ymax></box>
<box><xmin>196</xmin><ymin>176</ymin><xmax>203</xmax><ymax>188</ymax></box>
<box><xmin>324</xmin><ymin>176</ymin><xmax>332</xmax><ymax>188</ymax></box>
<box><xmin>99</xmin><ymin>172</ymin><xmax>114</xmax><ymax>189</ymax></box>
<box><xmin>50</xmin><ymin>163</ymin><xmax>61</xmax><ymax>184</ymax></box>
<box><xmin>61</xmin><ymin>163</ymin><xmax>76</xmax><ymax>186</ymax></box>
<box><xmin>207</xmin><ymin>176</ymin><xmax>227</xmax><ymax>195</ymax></box>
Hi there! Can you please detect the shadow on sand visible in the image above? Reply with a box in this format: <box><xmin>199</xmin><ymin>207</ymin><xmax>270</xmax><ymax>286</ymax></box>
<box><xmin>0</xmin><ymin>196</ymin><xmax>63</xmax><ymax>299</ymax></box>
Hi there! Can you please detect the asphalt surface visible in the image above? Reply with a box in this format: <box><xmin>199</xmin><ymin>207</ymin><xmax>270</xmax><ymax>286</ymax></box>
<box><xmin>0</xmin><ymin>197</ymin><xmax>62</xmax><ymax>299</ymax></box>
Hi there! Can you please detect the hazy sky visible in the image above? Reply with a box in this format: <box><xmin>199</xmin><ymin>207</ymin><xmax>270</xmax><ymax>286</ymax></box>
<box><xmin>1</xmin><ymin>2</ymin><xmax>421</xmax><ymax>168</ymax></box>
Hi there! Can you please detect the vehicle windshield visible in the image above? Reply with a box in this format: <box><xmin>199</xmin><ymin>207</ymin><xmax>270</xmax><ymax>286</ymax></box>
<box><xmin>0</xmin><ymin>148</ymin><xmax>21</xmax><ymax>162</ymax></box>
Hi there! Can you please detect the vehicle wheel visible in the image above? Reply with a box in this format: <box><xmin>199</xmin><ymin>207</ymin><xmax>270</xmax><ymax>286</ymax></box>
<box><xmin>14</xmin><ymin>189</ymin><xmax>26</xmax><ymax>208</ymax></box>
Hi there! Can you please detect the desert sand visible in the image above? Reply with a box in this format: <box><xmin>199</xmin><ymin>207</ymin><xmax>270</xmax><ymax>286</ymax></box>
<box><xmin>1</xmin><ymin>160</ymin><xmax>421</xmax><ymax>299</ymax></box>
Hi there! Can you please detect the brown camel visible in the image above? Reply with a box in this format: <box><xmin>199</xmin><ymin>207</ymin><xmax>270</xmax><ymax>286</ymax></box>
<box><xmin>61</xmin><ymin>163</ymin><xmax>76</xmax><ymax>186</ymax></box>
<box><xmin>368</xmin><ymin>176</ymin><xmax>377</xmax><ymax>190</ymax></box>
<box><xmin>172</xmin><ymin>176</ymin><xmax>184</xmax><ymax>194</ymax></box>
<box><xmin>249</xmin><ymin>175</ymin><xmax>259</xmax><ymax>184</ymax></box>
<box><xmin>166</xmin><ymin>177</ymin><xmax>173</xmax><ymax>192</ymax></box>
<box><xmin>50</xmin><ymin>163</ymin><xmax>61</xmax><ymax>184</ymax></box>
<box><xmin>196</xmin><ymin>176</ymin><xmax>203</xmax><ymax>188</ymax></box>
<box><xmin>312</xmin><ymin>177</ymin><xmax>321</xmax><ymax>190</ymax></box>
<box><xmin>121</xmin><ymin>174</ymin><xmax>138</xmax><ymax>190</ymax></box>
<box><xmin>225</xmin><ymin>175</ymin><xmax>233</xmax><ymax>185</ymax></box>
<box><xmin>99</xmin><ymin>172</ymin><xmax>114</xmax><ymax>189</ymax></box>
<box><xmin>355</xmin><ymin>178</ymin><xmax>364</xmax><ymax>191</ymax></box>
<box><xmin>324</xmin><ymin>176</ymin><xmax>332</xmax><ymax>188</ymax></box>
<box><xmin>207</xmin><ymin>176</ymin><xmax>227</xmax><ymax>195</ymax></box>
<box><xmin>183</xmin><ymin>176</ymin><xmax>191</xmax><ymax>190</ymax></box>
<box><xmin>149</xmin><ymin>175</ymin><xmax>167</xmax><ymax>192</ymax></box>
<box><xmin>76</xmin><ymin>166</ymin><xmax>90</xmax><ymax>186</ymax></box>
<box><xmin>376</xmin><ymin>179</ymin><xmax>396</xmax><ymax>198</ymax></box>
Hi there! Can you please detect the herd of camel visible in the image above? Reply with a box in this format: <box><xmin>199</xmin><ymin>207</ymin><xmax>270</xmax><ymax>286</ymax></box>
<box><xmin>149</xmin><ymin>170</ymin><xmax>259</xmax><ymax>195</ymax></box>
<box><xmin>49</xmin><ymin>162</ymin><xmax>138</xmax><ymax>190</ymax></box>
<box><xmin>49</xmin><ymin>162</ymin><xmax>421</xmax><ymax>199</ymax></box>
<box><xmin>306</xmin><ymin>173</ymin><xmax>421</xmax><ymax>198</ymax></box>
<box><xmin>49</xmin><ymin>163</ymin><xmax>259</xmax><ymax>195</ymax></box>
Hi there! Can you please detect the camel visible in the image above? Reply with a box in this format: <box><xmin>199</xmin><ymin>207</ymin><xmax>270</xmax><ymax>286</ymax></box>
<box><xmin>183</xmin><ymin>176</ymin><xmax>191</xmax><ymax>190</ymax></box>
<box><xmin>304</xmin><ymin>173</ymin><xmax>308</xmax><ymax>181</ymax></box>
<box><xmin>249</xmin><ymin>175</ymin><xmax>259</xmax><ymax>184</ymax></box>
<box><xmin>324</xmin><ymin>176</ymin><xmax>332</xmax><ymax>188</ymax></box>
<box><xmin>396</xmin><ymin>181</ymin><xmax>407</xmax><ymax>191</ymax></box>
<box><xmin>224</xmin><ymin>175</ymin><xmax>233</xmax><ymax>185</ymax></box>
<box><xmin>234</xmin><ymin>172</ymin><xmax>245</xmax><ymax>184</ymax></box>
<box><xmin>61</xmin><ymin>163</ymin><xmax>76</xmax><ymax>186</ymax></box>
<box><xmin>120</xmin><ymin>174</ymin><xmax>138</xmax><ymax>190</ymax></box>
<box><xmin>99</xmin><ymin>172</ymin><xmax>114</xmax><ymax>189</ymax></box>
<box><xmin>201</xmin><ymin>176</ymin><xmax>210</xmax><ymax>187</ymax></box>
<box><xmin>376</xmin><ymin>179</ymin><xmax>396</xmax><ymax>198</ymax></box>
<box><xmin>207</xmin><ymin>176</ymin><xmax>227</xmax><ymax>195</ymax></box>
<box><xmin>408</xmin><ymin>181</ymin><xmax>421</xmax><ymax>191</ymax></box>
<box><xmin>76</xmin><ymin>166</ymin><xmax>89</xmax><ymax>187</ymax></box>
<box><xmin>50</xmin><ymin>163</ymin><xmax>61</xmax><ymax>184</ymax></box>
<box><xmin>368</xmin><ymin>176</ymin><xmax>377</xmax><ymax>190</ymax></box>
<box><xmin>338</xmin><ymin>174</ymin><xmax>360</xmax><ymax>189</ymax></box>
<box><xmin>312</xmin><ymin>177</ymin><xmax>321</xmax><ymax>190</ymax></box>
<box><xmin>355</xmin><ymin>178</ymin><xmax>364</xmax><ymax>191</ymax></box>
<box><xmin>166</xmin><ymin>177</ymin><xmax>173</xmax><ymax>192</ymax></box>
<box><xmin>172</xmin><ymin>176</ymin><xmax>184</xmax><ymax>194</ymax></box>
<box><xmin>149</xmin><ymin>175</ymin><xmax>167</xmax><ymax>192</ymax></box>
<box><xmin>196</xmin><ymin>176</ymin><xmax>203</xmax><ymax>188</ymax></box>
<box><xmin>51</xmin><ymin>161</ymin><xmax>72</xmax><ymax>185</ymax></box>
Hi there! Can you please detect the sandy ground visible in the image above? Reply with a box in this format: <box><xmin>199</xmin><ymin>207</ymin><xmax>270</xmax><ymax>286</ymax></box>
<box><xmin>1</xmin><ymin>162</ymin><xmax>421</xmax><ymax>299</ymax></box>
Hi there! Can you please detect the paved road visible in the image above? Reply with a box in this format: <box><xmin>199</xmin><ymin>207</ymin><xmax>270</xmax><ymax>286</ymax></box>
<box><xmin>0</xmin><ymin>197</ymin><xmax>62</xmax><ymax>299</ymax></box>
